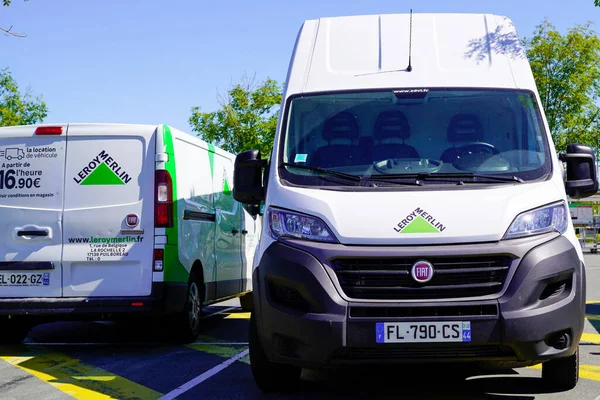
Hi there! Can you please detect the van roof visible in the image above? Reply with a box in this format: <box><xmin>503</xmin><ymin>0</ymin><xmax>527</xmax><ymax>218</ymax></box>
<box><xmin>285</xmin><ymin>13</ymin><xmax>536</xmax><ymax>96</ymax></box>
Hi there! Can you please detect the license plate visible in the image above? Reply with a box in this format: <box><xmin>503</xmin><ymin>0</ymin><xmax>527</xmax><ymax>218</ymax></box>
<box><xmin>0</xmin><ymin>273</ymin><xmax>50</xmax><ymax>286</ymax></box>
<box><xmin>376</xmin><ymin>321</ymin><xmax>471</xmax><ymax>343</ymax></box>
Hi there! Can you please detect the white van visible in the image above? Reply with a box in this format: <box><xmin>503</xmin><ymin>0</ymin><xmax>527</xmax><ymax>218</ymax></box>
<box><xmin>0</xmin><ymin>123</ymin><xmax>259</xmax><ymax>343</ymax></box>
<box><xmin>232</xmin><ymin>13</ymin><xmax>599</xmax><ymax>392</ymax></box>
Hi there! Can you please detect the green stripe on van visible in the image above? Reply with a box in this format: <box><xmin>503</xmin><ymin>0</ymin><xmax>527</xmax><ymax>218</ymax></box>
<box><xmin>161</xmin><ymin>125</ymin><xmax>188</xmax><ymax>284</ymax></box>
<box><xmin>207</xmin><ymin>143</ymin><xmax>215</xmax><ymax>178</ymax></box>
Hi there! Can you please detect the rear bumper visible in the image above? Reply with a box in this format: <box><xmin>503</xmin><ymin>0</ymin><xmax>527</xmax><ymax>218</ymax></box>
<box><xmin>254</xmin><ymin>234</ymin><xmax>586</xmax><ymax>369</ymax></box>
<box><xmin>0</xmin><ymin>282</ymin><xmax>188</xmax><ymax>317</ymax></box>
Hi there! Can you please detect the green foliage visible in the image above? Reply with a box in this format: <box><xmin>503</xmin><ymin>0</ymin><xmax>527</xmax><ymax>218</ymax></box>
<box><xmin>523</xmin><ymin>19</ymin><xmax>600</xmax><ymax>153</ymax></box>
<box><xmin>0</xmin><ymin>69</ymin><xmax>48</xmax><ymax>127</ymax></box>
<box><xmin>189</xmin><ymin>75</ymin><xmax>282</xmax><ymax>157</ymax></box>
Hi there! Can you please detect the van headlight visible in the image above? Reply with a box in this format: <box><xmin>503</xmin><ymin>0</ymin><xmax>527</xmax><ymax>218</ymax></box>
<box><xmin>268</xmin><ymin>207</ymin><xmax>338</xmax><ymax>243</ymax></box>
<box><xmin>503</xmin><ymin>201</ymin><xmax>568</xmax><ymax>240</ymax></box>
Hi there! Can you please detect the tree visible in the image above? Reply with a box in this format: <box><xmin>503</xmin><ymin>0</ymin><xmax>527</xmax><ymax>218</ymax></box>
<box><xmin>0</xmin><ymin>69</ymin><xmax>48</xmax><ymax>127</ymax></box>
<box><xmin>523</xmin><ymin>19</ymin><xmax>600</xmax><ymax>153</ymax></box>
<box><xmin>2</xmin><ymin>0</ymin><xmax>28</xmax><ymax>37</ymax></box>
<box><xmin>189</xmin><ymin>75</ymin><xmax>282</xmax><ymax>157</ymax></box>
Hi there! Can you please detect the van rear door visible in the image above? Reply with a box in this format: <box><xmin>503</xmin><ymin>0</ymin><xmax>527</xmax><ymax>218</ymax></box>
<box><xmin>61</xmin><ymin>124</ymin><xmax>155</xmax><ymax>297</ymax></box>
<box><xmin>0</xmin><ymin>125</ymin><xmax>67</xmax><ymax>298</ymax></box>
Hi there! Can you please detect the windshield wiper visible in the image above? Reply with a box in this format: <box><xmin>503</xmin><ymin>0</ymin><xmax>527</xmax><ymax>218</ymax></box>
<box><xmin>281</xmin><ymin>163</ymin><xmax>422</xmax><ymax>186</ymax></box>
<box><xmin>415</xmin><ymin>172</ymin><xmax>524</xmax><ymax>183</ymax></box>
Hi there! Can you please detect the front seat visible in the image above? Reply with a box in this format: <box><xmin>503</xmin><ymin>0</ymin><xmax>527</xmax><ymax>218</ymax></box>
<box><xmin>372</xmin><ymin>110</ymin><xmax>419</xmax><ymax>160</ymax></box>
<box><xmin>440</xmin><ymin>113</ymin><xmax>485</xmax><ymax>163</ymax></box>
<box><xmin>312</xmin><ymin>111</ymin><xmax>363</xmax><ymax>168</ymax></box>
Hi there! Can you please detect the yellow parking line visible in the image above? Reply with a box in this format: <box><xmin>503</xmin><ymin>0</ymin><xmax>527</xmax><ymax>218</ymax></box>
<box><xmin>582</xmin><ymin>333</ymin><xmax>600</xmax><ymax>344</ymax></box>
<box><xmin>1</xmin><ymin>352</ymin><xmax>162</xmax><ymax>400</ymax></box>
<box><xmin>587</xmin><ymin>301</ymin><xmax>600</xmax><ymax>304</ymax></box>
<box><xmin>223</xmin><ymin>312</ymin><xmax>251</xmax><ymax>320</ymax></box>
<box><xmin>529</xmin><ymin>364</ymin><xmax>600</xmax><ymax>381</ymax></box>
<box><xmin>587</xmin><ymin>314</ymin><xmax>600</xmax><ymax>321</ymax></box>
<box><xmin>187</xmin><ymin>344</ymin><xmax>250</xmax><ymax>364</ymax></box>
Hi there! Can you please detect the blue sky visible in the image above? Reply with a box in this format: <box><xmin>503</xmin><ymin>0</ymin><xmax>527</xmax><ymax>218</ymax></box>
<box><xmin>1</xmin><ymin>0</ymin><xmax>598</xmax><ymax>135</ymax></box>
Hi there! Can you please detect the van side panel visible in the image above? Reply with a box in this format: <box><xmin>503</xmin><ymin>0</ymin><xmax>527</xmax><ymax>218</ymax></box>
<box><xmin>160</xmin><ymin>126</ymin><xmax>189</xmax><ymax>284</ymax></box>
<box><xmin>212</xmin><ymin>151</ymin><xmax>243</xmax><ymax>298</ymax></box>
<box><xmin>172</xmin><ymin>130</ymin><xmax>217</xmax><ymax>300</ymax></box>
<box><xmin>62</xmin><ymin>125</ymin><xmax>155</xmax><ymax>297</ymax></box>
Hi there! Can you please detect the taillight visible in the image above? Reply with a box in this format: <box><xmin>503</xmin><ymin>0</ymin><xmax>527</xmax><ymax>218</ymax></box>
<box><xmin>153</xmin><ymin>248</ymin><xmax>164</xmax><ymax>271</ymax></box>
<box><xmin>155</xmin><ymin>170</ymin><xmax>173</xmax><ymax>228</ymax></box>
<box><xmin>35</xmin><ymin>126</ymin><xmax>63</xmax><ymax>135</ymax></box>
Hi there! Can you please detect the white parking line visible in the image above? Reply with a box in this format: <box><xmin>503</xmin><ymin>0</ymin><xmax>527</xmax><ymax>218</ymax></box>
<box><xmin>158</xmin><ymin>348</ymin><xmax>249</xmax><ymax>400</ymax></box>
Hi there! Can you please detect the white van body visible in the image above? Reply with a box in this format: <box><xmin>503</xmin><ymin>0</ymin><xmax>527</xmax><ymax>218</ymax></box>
<box><xmin>233</xmin><ymin>13</ymin><xmax>599</xmax><ymax>392</ymax></box>
<box><xmin>0</xmin><ymin>123</ymin><xmax>259</xmax><ymax>342</ymax></box>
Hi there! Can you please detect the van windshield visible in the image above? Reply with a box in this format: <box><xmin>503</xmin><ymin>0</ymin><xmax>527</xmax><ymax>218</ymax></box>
<box><xmin>279</xmin><ymin>89</ymin><xmax>552</xmax><ymax>188</ymax></box>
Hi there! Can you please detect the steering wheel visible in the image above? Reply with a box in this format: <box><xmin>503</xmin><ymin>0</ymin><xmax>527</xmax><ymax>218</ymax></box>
<box><xmin>455</xmin><ymin>142</ymin><xmax>499</xmax><ymax>158</ymax></box>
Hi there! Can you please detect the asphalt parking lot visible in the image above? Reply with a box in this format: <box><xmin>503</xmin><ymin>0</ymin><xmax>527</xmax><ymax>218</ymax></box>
<box><xmin>1</xmin><ymin>254</ymin><xmax>599</xmax><ymax>399</ymax></box>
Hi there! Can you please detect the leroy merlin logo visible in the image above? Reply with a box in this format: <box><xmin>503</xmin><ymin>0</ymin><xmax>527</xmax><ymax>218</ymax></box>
<box><xmin>394</xmin><ymin>207</ymin><xmax>446</xmax><ymax>233</ymax></box>
<box><xmin>73</xmin><ymin>150</ymin><xmax>132</xmax><ymax>185</ymax></box>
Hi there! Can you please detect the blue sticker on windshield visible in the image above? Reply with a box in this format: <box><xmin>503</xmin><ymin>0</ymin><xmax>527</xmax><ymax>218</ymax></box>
<box><xmin>462</xmin><ymin>321</ymin><xmax>471</xmax><ymax>342</ymax></box>
<box><xmin>294</xmin><ymin>154</ymin><xmax>307</xmax><ymax>163</ymax></box>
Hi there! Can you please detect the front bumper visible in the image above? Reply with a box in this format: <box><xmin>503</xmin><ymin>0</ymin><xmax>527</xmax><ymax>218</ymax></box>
<box><xmin>0</xmin><ymin>282</ymin><xmax>188</xmax><ymax>318</ymax></box>
<box><xmin>253</xmin><ymin>234</ymin><xmax>586</xmax><ymax>368</ymax></box>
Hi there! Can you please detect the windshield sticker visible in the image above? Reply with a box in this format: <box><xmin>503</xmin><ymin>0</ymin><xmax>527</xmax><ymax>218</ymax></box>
<box><xmin>394</xmin><ymin>207</ymin><xmax>446</xmax><ymax>234</ymax></box>
<box><xmin>294</xmin><ymin>154</ymin><xmax>308</xmax><ymax>163</ymax></box>
<box><xmin>73</xmin><ymin>150</ymin><xmax>132</xmax><ymax>185</ymax></box>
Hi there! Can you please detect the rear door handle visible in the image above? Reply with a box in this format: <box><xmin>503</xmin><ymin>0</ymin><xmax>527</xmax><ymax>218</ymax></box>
<box><xmin>242</xmin><ymin>230</ymin><xmax>248</xmax><ymax>235</ymax></box>
<box><xmin>18</xmin><ymin>229</ymin><xmax>49</xmax><ymax>237</ymax></box>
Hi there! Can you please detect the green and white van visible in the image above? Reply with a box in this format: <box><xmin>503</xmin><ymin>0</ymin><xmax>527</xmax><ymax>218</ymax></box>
<box><xmin>0</xmin><ymin>123</ymin><xmax>259</xmax><ymax>343</ymax></box>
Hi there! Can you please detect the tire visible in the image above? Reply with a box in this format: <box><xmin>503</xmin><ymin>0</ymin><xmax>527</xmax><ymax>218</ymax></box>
<box><xmin>249</xmin><ymin>312</ymin><xmax>302</xmax><ymax>393</ymax></box>
<box><xmin>240</xmin><ymin>292</ymin><xmax>253</xmax><ymax>312</ymax></box>
<box><xmin>0</xmin><ymin>319</ymin><xmax>30</xmax><ymax>344</ymax></box>
<box><xmin>170</xmin><ymin>272</ymin><xmax>204</xmax><ymax>344</ymax></box>
<box><xmin>542</xmin><ymin>347</ymin><xmax>579</xmax><ymax>391</ymax></box>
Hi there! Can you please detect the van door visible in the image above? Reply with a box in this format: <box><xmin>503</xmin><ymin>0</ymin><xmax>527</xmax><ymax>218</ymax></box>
<box><xmin>0</xmin><ymin>125</ymin><xmax>67</xmax><ymax>298</ymax></box>
<box><xmin>213</xmin><ymin>152</ymin><xmax>243</xmax><ymax>298</ymax></box>
<box><xmin>61</xmin><ymin>125</ymin><xmax>155</xmax><ymax>297</ymax></box>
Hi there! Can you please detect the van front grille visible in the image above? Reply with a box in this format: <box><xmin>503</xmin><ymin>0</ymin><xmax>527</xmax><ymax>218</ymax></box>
<box><xmin>332</xmin><ymin>255</ymin><xmax>513</xmax><ymax>300</ymax></box>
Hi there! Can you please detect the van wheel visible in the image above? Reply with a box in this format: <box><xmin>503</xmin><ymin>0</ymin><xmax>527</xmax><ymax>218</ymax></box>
<box><xmin>542</xmin><ymin>348</ymin><xmax>579</xmax><ymax>391</ymax></box>
<box><xmin>249</xmin><ymin>312</ymin><xmax>301</xmax><ymax>392</ymax></box>
<box><xmin>171</xmin><ymin>272</ymin><xmax>204</xmax><ymax>343</ymax></box>
<box><xmin>240</xmin><ymin>292</ymin><xmax>253</xmax><ymax>312</ymax></box>
<box><xmin>0</xmin><ymin>319</ymin><xmax>30</xmax><ymax>344</ymax></box>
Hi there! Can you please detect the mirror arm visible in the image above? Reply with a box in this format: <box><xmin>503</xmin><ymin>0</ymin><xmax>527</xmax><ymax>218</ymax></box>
<box><xmin>559</xmin><ymin>153</ymin><xmax>594</xmax><ymax>162</ymax></box>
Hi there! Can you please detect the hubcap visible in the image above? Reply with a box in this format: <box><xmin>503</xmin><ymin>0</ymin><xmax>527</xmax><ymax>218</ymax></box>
<box><xmin>188</xmin><ymin>282</ymin><xmax>201</xmax><ymax>331</ymax></box>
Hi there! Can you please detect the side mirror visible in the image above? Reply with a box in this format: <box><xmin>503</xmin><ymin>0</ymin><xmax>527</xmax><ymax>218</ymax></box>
<box><xmin>233</xmin><ymin>149</ymin><xmax>267</xmax><ymax>209</ymax></box>
<box><xmin>559</xmin><ymin>143</ymin><xmax>599</xmax><ymax>199</ymax></box>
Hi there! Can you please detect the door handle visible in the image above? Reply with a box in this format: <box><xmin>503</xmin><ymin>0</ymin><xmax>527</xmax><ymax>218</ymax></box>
<box><xmin>242</xmin><ymin>230</ymin><xmax>248</xmax><ymax>235</ymax></box>
<box><xmin>232</xmin><ymin>229</ymin><xmax>239</xmax><ymax>235</ymax></box>
<box><xmin>18</xmin><ymin>229</ymin><xmax>49</xmax><ymax>237</ymax></box>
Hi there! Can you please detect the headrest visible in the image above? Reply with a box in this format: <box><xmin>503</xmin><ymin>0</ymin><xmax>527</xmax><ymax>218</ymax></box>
<box><xmin>374</xmin><ymin>110</ymin><xmax>410</xmax><ymax>140</ymax></box>
<box><xmin>322</xmin><ymin>111</ymin><xmax>359</xmax><ymax>140</ymax></box>
<box><xmin>447</xmin><ymin>113</ymin><xmax>483</xmax><ymax>142</ymax></box>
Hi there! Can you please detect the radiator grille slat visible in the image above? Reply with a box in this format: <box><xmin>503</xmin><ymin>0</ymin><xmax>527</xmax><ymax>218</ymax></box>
<box><xmin>332</xmin><ymin>256</ymin><xmax>513</xmax><ymax>300</ymax></box>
